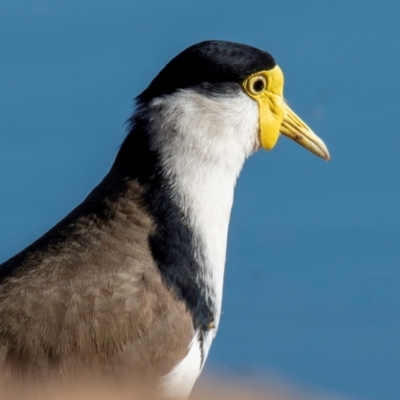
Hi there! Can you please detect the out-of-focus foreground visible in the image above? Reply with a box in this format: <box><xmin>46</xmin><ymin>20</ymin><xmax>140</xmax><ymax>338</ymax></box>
<box><xmin>0</xmin><ymin>377</ymin><xmax>336</xmax><ymax>400</ymax></box>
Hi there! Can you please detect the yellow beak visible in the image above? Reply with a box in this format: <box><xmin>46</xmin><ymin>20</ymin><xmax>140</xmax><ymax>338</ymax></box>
<box><xmin>280</xmin><ymin>104</ymin><xmax>330</xmax><ymax>160</ymax></box>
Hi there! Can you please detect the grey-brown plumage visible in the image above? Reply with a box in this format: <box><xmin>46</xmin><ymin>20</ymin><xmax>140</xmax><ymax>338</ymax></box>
<box><xmin>0</xmin><ymin>170</ymin><xmax>193</xmax><ymax>382</ymax></box>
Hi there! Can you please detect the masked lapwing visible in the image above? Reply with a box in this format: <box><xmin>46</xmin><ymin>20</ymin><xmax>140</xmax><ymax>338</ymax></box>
<box><xmin>0</xmin><ymin>40</ymin><xmax>329</xmax><ymax>399</ymax></box>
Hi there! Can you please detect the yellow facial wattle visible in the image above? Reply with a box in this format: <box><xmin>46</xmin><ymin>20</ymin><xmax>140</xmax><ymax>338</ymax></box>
<box><xmin>242</xmin><ymin>65</ymin><xmax>330</xmax><ymax>160</ymax></box>
<box><xmin>242</xmin><ymin>65</ymin><xmax>285</xmax><ymax>150</ymax></box>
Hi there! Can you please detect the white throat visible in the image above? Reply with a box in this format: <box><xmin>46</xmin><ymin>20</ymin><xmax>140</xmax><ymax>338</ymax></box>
<box><xmin>142</xmin><ymin>88</ymin><xmax>259</xmax><ymax>327</ymax></box>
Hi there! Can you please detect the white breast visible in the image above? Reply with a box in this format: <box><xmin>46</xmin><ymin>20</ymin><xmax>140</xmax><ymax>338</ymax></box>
<box><xmin>160</xmin><ymin>330</ymin><xmax>214</xmax><ymax>399</ymax></box>
<box><xmin>142</xmin><ymin>88</ymin><xmax>259</xmax><ymax>399</ymax></box>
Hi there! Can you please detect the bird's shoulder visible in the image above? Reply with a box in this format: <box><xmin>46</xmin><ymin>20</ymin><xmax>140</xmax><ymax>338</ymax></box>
<box><xmin>0</xmin><ymin>177</ymin><xmax>194</xmax><ymax>381</ymax></box>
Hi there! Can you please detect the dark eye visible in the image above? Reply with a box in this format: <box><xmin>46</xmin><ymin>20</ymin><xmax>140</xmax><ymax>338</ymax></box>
<box><xmin>252</xmin><ymin>78</ymin><xmax>265</xmax><ymax>93</ymax></box>
<box><xmin>246</xmin><ymin>75</ymin><xmax>267</xmax><ymax>95</ymax></box>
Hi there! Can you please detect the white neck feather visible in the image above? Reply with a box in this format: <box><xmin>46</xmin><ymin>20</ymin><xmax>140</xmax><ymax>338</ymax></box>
<box><xmin>143</xmin><ymin>89</ymin><xmax>259</xmax><ymax>328</ymax></box>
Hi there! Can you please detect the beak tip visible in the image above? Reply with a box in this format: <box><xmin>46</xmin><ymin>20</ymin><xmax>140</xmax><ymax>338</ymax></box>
<box><xmin>320</xmin><ymin>144</ymin><xmax>331</xmax><ymax>161</ymax></box>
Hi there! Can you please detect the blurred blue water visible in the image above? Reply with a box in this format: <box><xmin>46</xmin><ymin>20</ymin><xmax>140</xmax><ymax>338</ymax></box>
<box><xmin>1</xmin><ymin>1</ymin><xmax>400</xmax><ymax>399</ymax></box>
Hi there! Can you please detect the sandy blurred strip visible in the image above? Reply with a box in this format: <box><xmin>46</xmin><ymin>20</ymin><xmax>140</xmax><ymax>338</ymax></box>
<box><xmin>0</xmin><ymin>376</ymin><xmax>346</xmax><ymax>400</ymax></box>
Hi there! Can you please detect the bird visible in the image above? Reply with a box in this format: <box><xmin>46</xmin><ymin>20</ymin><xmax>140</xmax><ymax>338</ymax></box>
<box><xmin>0</xmin><ymin>40</ymin><xmax>329</xmax><ymax>399</ymax></box>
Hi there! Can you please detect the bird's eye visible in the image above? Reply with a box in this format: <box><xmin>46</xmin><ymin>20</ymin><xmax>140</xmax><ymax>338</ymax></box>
<box><xmin>247</xmin><ymin>75</ymin><xmax>267</xmax><ymax>95</ymax></box>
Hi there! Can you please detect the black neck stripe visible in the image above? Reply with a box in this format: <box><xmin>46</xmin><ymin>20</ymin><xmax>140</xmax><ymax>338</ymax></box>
<box><xmin>114</xmin><ymin>115</ymin><xmax>215</xmax><ymax>331</ymax></box>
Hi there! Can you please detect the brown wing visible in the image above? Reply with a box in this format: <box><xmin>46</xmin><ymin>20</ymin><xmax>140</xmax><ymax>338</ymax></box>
<box><xmin>0</xmin><ymin>178</ymin><xmax>194</xmax><ymax>383</ymax></box>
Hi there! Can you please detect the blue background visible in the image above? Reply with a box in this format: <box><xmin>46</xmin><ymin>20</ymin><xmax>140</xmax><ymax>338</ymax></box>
<box><xmin>1</xmin><ymin>1</ymin><xmax>399</xmax><ymax>399</ymax></box>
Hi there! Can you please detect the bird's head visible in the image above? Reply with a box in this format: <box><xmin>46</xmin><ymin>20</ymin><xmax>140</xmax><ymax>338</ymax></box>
<box><xmin>135</xmin><ymin>40</ymin><xmax>330</xmax><ymax>164</ymax></box>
